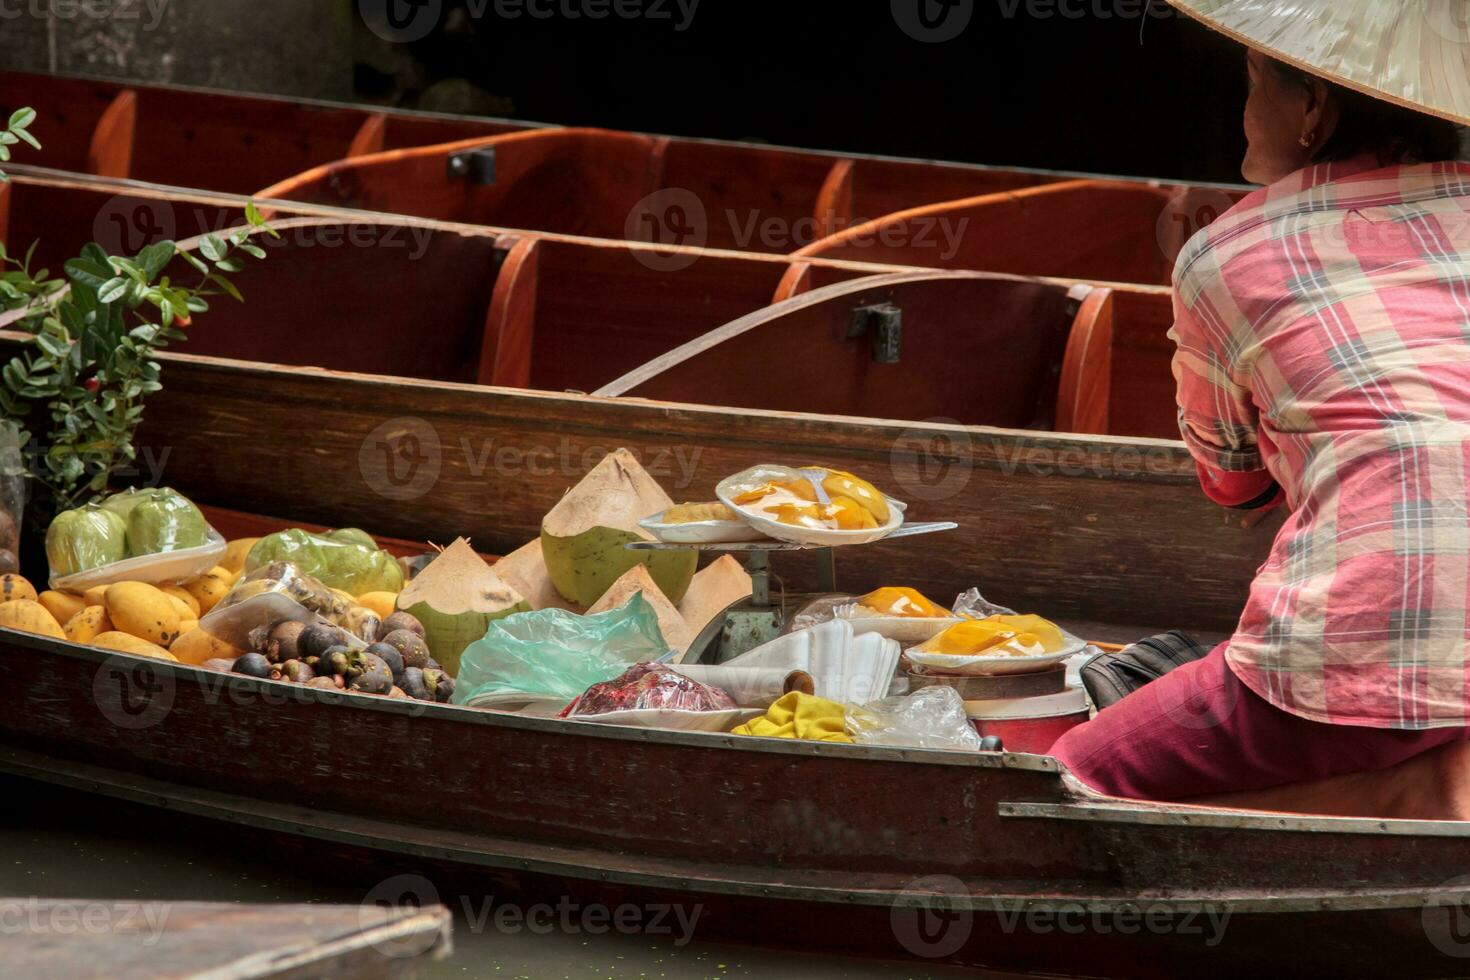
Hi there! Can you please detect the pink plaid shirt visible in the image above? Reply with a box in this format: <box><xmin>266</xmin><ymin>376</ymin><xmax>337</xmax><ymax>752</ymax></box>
<box><xmin>1171</xmin><ymin>155</ymin><xmax>1470</xmax><ymax>729</ymax></box>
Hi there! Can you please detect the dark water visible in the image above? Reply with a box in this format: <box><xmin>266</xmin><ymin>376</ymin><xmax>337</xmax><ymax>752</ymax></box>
<box><xmin>0</xmin><ymin>775</ymin><xmax>995</xmax><ymax>979</ymax></box>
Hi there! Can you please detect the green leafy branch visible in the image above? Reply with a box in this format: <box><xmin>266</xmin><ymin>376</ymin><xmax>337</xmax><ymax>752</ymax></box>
<box><xmin>0</xmin><ymin>107</ymin><xmax>40</xmax><ymax>181</ymax></box>
<box><xmin>1</xmin><ymin>202</ymin><xmax>278</xmax><ymax>515</ymax></box>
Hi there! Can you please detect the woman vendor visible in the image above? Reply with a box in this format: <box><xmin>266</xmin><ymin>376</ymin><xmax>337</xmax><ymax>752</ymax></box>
<box><xmin>1052</xmin><ymin>1</ymin><xmax>1470</xmax><ymax>801</ymax></box>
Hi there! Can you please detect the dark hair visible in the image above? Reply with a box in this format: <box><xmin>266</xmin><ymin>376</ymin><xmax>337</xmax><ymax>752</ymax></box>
<box><xmin>1263</xmin><ymin>57</ymin><xmax>1461</xmax><ymax>166</ymax></box>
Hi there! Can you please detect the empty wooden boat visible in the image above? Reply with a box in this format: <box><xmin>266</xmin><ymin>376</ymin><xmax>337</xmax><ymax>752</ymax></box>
<box><xmin>254</xmin><ymin>127</ymin><xmax>1069</xmax><ymax>254</ymax></box>
<box><xmin>0</xmin><ymin>69</ymin><xmax>530</xmax><ymax>195</ymax></box>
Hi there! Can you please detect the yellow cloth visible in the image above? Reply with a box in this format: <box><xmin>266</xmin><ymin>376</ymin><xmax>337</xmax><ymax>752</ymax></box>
<box><xmin>731</xmin><ymin>691</ymin><xmax>853</xmax><ymax>743</ymax></box>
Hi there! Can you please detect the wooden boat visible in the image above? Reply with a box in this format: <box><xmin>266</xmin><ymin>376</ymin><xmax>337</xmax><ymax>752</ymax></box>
<box><xmin>0</xmin><ymin>170</ymin><xmax>1177</xmax><ymax>436</ymax></box>
<box><xmin>5</xmin><ymin>898</ymin><xmax>451</xmax><ymax>979</ymax></box>
<box><xmin>0</xmin><ymin>69</ymin><xmax>529</xmax><ymax>195</ymax></box>
<box><xmin>1</xmin><ymin>540</ymin><xmax>1468</xmax><ymax>978</ymax></box>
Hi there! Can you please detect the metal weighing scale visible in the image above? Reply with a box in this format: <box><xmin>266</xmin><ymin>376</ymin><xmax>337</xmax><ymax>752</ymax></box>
<box><xmin>627</xmin><ymin>521</ymin><xmax>958</xmax><ymax>664</ymax></box>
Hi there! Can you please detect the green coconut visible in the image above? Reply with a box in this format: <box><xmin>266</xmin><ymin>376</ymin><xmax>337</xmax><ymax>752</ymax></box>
<box><xmin>588</xmin><ymin>565</ymin><xmax>695</xmax><ymax>660</ymax></box>
<box><xmin>396</xmin><ymin>538</ymin><xmax>530</xmax><ymax>677</ymax></box>
<box><xmin>540</xmin><ymin>449</ymin><xmax>697</xmax><ymax>608</ymax></box>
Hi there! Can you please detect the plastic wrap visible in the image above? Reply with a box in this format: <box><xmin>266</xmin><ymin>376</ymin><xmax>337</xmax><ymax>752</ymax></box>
<box><xmin>124</xmin><ymin>488</ymin><xmax>209</xmax><ymax>556</ymax></box>
<box><xmin>785</xmin><ymin>594</ymin><xmax>854</xmax><ymax>633</ymax></box>
<box><xmin>452</xmin><ymin>593</ymin><xmax>669</xmax><ymax>709</ymax></box>
<box><xmin>245</xmin><ymin>528</ymin><xmax>404</xmax><ymax>595</ymax></box>
<box><xmin>0</xmin><ymin>423</ymin><xmax>23</xmax><ymax>575</ymax></box>
<box><xmin>846</xmin><ymin>687</ymin><xmax>984</xmax><ymax>751</ymax></box>
<box><xmin>951</xmin><ymin>588</ymin><xmax>1017</xmax><ymax>620</ymax></box>
<box><xmin>560</xmin><ymin>662</ymin><xmax>737</xmax><ymax>718</ymax></box>
<box><xmin>45</xmin><ymin>503</ymin><xmax>127</xmax><ymax>577</ymax></box>
<box><xmin>199</xmin><ymin>561</ymin><xmax>366</xmax><ymax>652</ymax></box>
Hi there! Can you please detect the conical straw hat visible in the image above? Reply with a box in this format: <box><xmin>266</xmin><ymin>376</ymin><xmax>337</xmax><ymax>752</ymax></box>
<box><xmin>1164</xmin><ymin>0</ymin><xmax>1470</xmax><ymax>126</ymax></box>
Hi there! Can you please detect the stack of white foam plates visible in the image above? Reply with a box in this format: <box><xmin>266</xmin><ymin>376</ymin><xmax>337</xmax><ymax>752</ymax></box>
<box><xmin>725</xmin><ymin>620</ymin><xmax>900</xmax><ymax>705</ymax></box>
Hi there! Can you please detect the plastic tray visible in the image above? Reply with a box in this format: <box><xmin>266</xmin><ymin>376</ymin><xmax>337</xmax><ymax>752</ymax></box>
<box><xmin>716</xmin><ymin>465</ymin><xmax>906</xmax><ymax>547</ymax></box>
<box><xmin>906</xmin><ymin>634</ymin><xmax>1088</xmax><ymax>677</ymax></box>
<box><xmin>51</xmin><ymin>526</ymin><xmax>228</xmax><ymax>592</ymax></box>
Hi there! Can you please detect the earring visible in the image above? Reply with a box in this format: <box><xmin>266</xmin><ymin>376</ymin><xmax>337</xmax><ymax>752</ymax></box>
<box><xmin>1299</xmin><ymin>132</ymin><xmax>1313</xmax><ymax>148</ymax></box>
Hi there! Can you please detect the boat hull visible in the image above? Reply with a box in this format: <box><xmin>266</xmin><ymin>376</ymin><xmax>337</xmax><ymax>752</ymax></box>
<box><xmin>5</xmin><ymin>633</ymin><xmax>1470</xmax><ymax>978</ymax></box>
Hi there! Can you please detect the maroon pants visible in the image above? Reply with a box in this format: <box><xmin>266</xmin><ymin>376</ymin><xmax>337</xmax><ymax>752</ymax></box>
<box><xmin>1051</xmin><ymin>644</ymin><xmax>1468</xmax><ymax>801</ymax></box>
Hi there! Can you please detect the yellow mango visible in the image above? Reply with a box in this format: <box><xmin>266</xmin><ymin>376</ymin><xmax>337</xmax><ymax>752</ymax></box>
<box><xmin>64</xmin><ymin>605</ymin><xmax>114</xmax><ymax>644</ymax></box>
<box><xmin>83</xmin><ymin>584</ymin><xmax>110</xmax><ymax>607</ymax></box>
<box><xmin>0</xmin><ymin>599</ymin><xmax>65</xmax><ymax>640</ymax></box>
<box><xmin>38</xmin><ymin>590</ymin><xmax>87</xmax><ymax>626</ymax></box>
<box><xmin>0</xmin><ymin>574</ymin><xmax>38</xmax><ymax>604</ymax></box>
<box><xmin>812</xmin><ymin>468</ymin><xmax>891</xmax><ymax>525</ymax></box>
<box><xmin>220</xmin><ymin>537</ymin><xmax>260</xmax><ymax>574</ymax></box>
<box><xmin>170</xmin><ymin>627</ymin><xmax>243</xmax><ymax>666</ymax></box>
<box><xmin>160</xmin><ymin>584</ymin><xmax>201</xmax><ymax>618</ymax></box>
<box><xmin>92</xmin><ymin>631</ymin><xmax>178</xmax><ymax>661</ymax></box>
<box><xmin>857</xmin><ymin>587</ymin><xmax>950</xmax><ymax>619</ymax></box>
<box><xmin>356</xmin><ymin>591</ymin><xmax>399</xmax><ymax>619</ymax></box>
<box><xmin>178</xmin><ymin>617</ymin><xmax>198</xmax><ymax>635</ymax></box>
<box><xmin>105</xmin><ymin>581</ymin><xmax>183</xmax><ymax>647</ymax></box>
<box><xmin>182</xmin><ymin>567</ymin><xmax>232</xmax><ymax>615</ymax></box>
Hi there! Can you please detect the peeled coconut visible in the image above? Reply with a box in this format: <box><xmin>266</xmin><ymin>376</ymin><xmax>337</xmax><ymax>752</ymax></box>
<box><xmin>677</xmin><ymin>556</ymin><xmax>754</xmax><ymax>637</ymax></box>
<box><xmin>493</xmin><ymin>538</ymin><xmax>581</xmax><ymax>612</ymax></box>
<box><xmin>540</xmin><ymin>449</ymin><xmax>697</xmax><ymax>607</ymax></box>
<box><xmin>587</xmin><ymin>564</ymin><xmax>694</xmax><ymax>660</ymax></box>
<box><xmin>395</xmin><ymin>538</ymin><xmax>530</xmax><ymax>677</ymax></box>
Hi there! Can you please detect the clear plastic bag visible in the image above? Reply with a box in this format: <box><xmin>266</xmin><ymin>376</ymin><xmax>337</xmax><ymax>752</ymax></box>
<box><xmin>784</xmin><ymin>594</ymin><xmax>854</xmax><ymax>634</ymax></box>
<box><xmin>452</xmin><ymin>593</ymin><xmax>670</xmax><ymax>708</ymax></box>
<box><xmin>45</xmin><ymin>502</ymin><xmax>127</xmax><ymax>577</ymax></box>
<box><xmin>951</xmin><ymin>588</ymin><xmax>1017</xmax><ymax>620</ymax></box>
<box><xmin>560</xmin><ymin>662</ymin><xmax>737</xmax><ymax>717</ymax></box>
<box><xmin>122</xmin><ymin>487</ymin><xmax>209</xmax><ymax>556</ymax></box>
<box><xmin>200</xmin><ymin>561</ymin><xmax>367</xmax><ymax>652</ymax></box>
<box><xmin>245</xmin><ymin>528</ymin><xmax>404</xmax><ymax>595</ymax></box>
<box><xmin>0</xmin><ymin>423</ymin><xmax>23</xmax><ymax>575</ymax></box>
<box><xmin>845</xmin><ymin>686</ymin><xmax>984</xmax><ymax>751</ymax></box>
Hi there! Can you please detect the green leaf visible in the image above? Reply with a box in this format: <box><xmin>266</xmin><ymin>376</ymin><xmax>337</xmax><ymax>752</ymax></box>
<box><xmin>209</xmin><ymin>274</ymin><xmax>243</xmax><ymax>303</ymax></box>
<box><xmin>238</xmin><ymin>243</ymin><xmax>267</xmax><ymax>260</ymax></box>
<box><xmin>138</xmin><ymin>242</ymin><xmax>175</xmax><ymax>280</ymax></box>
<box><xmin>199</xmin><ymin>235</ymin><xmax>227</xmax><ymax>262</ymax></box>
<box><xmin>14</xmin><ymin>130</ymin><xmax>40</xmax><ymax>152</ymax></box>
<box><xmin>245</xmin><ymin>201</ymin><xmax>265</xmax><ymax>226</ymax></box>
<box><xmin>179</xmin><ymin>251</ymin><xmax>209</xmax><ymax>275</ymax></box>
<box><xmin>214</xmin><ymin>257</ymin><xmax>243</xmax><ymax>273</ymax></box>
<box><xmin>8</xmin><ymin>108</ymin><xmax>36</xmax><ymax>131</ymax></box>
<box><xmin>97</xmin><ymin>278</ymin><xmax>129</xmax><ymax>304</ymax></box>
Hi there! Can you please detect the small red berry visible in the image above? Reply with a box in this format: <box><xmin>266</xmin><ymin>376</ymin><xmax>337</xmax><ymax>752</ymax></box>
<box><xmin>83</xmin><ymin>378</ymin><xmax>100</xmax><ymax>392</ymax></box>
<box><xmin>174</xmin><ymin>314</ymin><xmax>192</xmax><ymax>329</ymax></box>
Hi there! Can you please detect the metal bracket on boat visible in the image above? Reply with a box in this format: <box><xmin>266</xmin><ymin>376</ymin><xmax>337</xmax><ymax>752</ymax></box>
<box><xmin>848</xmin><ymin>302</ymin><xmax>902</xmax><ymax>364</ymax></box>
<box><xmin>447</xmin><ymin>147</ymin><xmax>497</xmax><ymax>185</ymax></box>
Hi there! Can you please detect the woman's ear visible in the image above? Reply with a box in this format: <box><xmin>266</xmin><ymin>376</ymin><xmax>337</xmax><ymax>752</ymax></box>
<box><xmin>1303</xmin><ymin>78</ymin><xmax>1339</xmax><ymax>147</ymax></box>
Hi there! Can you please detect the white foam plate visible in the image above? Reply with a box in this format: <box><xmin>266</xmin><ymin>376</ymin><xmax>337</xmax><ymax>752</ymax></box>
<box><xmin>716</xmin><ymin>465</ymin><xmax>905</xmax><ymax>547</ymax></box>
<box><xmin>832</xmin><ymin>600</ymin><xmax>962</xmax><ymax>646</ymax></box>
<box><xmin>569</xmin><ymin>706</ymin><xmax>764</xmax><ymax>732</ymax></box>
<box><xmin>52</xmin><ymin>526</ymin><xmax>228</xmax><ymax>591</ymax></box>
<box><xmin>639</xmin><ymin>509</ymin><xmax>769</xmax><ymax>544</ymax></box>
<box><xmin>906</xmin><ymin>634</ymin><xmax>1089</xmax><ymax>677</ymax></box>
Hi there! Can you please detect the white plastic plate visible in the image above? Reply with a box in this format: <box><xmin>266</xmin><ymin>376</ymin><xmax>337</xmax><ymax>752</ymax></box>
<box><xmin>716</xmin><ymin>465</ymin><xmax>905</xmax><ymax>547</ymax></box>
<box><xmin>906</xmin><ymin>634</ymin><xmax>1089</xmax><ymax>677</ymax></box>
<box><xmin>570</xmin><ymin>706</ymin><xmax>764</xmax><ymax>732</ymax></box>
<box><xmin>52</xmin><ymin>526</ymin><xmax>228</xmax><ymax>592</ymax></box>
<box><xmin>639</xmin><ymin>509</ymin><xmax>769</xmax><ymax>544</ymax></box>
<box><xmin>833</xmin><ymin>601</ymin><xmax>962</xmax><ymax>645</ymax></box>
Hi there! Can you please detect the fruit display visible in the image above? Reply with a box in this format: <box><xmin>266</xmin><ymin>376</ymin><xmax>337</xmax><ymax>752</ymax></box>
<box><xmin>723</xmin><ymin>466</ymin><xmax>894</xmax><ymax>532</ymax></box>
<box><xmin>394</xmin><ymin>538</ymin><xmax>529</xmax><ymax>677</ymax></box>
<box><xmin>47</xmin><ymin>488</ymin><xmax>215</xmax><ymax>579</ymax></box>
<box><xmin>245</xmin><ymin>528</ymin><xmax>405</xmax><ymax>596</ymax></box>
<box><xmin>587</xmin><ymin>565</ymin><xmax>694</xmax><ymax>658</ymax></box>
<box><xmin>540</xmin><ymin>448</ymin><xmax>697</xmax><ymax>607</ymax></box>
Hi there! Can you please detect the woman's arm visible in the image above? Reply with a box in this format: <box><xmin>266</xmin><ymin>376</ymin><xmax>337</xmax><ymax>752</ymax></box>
<box><xmin>1168</xmin><ymin>290</ymin><xmax>1283</xmax><ymax>512</ymax></box>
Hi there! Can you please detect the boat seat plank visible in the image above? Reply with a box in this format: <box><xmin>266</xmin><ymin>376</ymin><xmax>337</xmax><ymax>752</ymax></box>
<box><xmin>87</xmin><ymin>89</ymin><xmax>138</xmax><ymax>180</ymax></box>
<box><xmin>1056</xmin><ymin>285</ymin><xmax>1115</xmax><ymax>435</ymax></box>
<box><xmin>814</xmin><ymin>159</ymin><xmax>855</xmax><ymax>241</ymax></box>
<box><xmin>481</xmin><ymin>235</ymin><xmax>541</xmax><ymax>388</ymax></box>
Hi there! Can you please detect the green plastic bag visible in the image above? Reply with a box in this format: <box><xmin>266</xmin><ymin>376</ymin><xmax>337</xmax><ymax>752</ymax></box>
<box><xmin>246</xmin><ymin>528</ymin><xmax>404</xmax><ymax>595</ymax></box>
<box><xmin>451</xmin><ymin>593</ymin><xmax>671</xmax><ymax>708</ymax></box>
